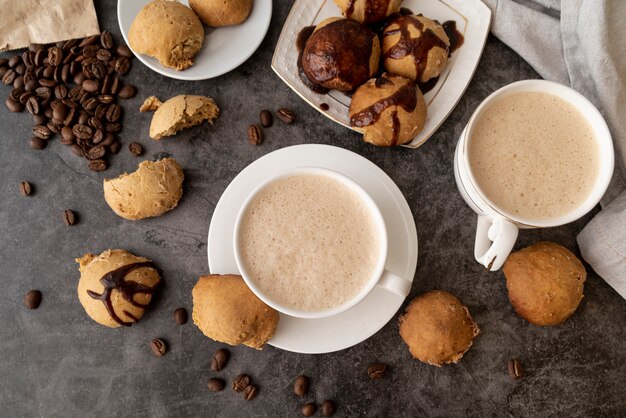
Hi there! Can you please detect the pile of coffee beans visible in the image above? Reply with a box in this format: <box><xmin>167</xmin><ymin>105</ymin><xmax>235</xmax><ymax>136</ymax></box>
<box><xmin>1</xmin><ymin>31</ymin><xmax>137</xmax><ymax>171</ymax></box>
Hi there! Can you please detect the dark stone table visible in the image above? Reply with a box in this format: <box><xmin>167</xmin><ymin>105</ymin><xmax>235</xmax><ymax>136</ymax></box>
<box><xmin>1</xmin><ymin>1</ymin><xmax>625</xmax><ymax>416</ymax></box>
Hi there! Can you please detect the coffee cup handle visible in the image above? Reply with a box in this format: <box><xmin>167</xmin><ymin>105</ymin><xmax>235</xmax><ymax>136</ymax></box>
<box><xmin>474</xmin><ymin>215</ymin><xmax>518</xmax><ymax>271</ymax></box>
<box><xmin>376</xmin><ymin>270</ymin><xmax>412</xmax><ymax>297</ymax></box>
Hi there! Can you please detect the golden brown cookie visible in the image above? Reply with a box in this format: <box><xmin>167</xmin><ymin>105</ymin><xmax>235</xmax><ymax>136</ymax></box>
<box><xmin>399</xmin><ymin>290</ymin><xmax>479</xmax><ymax>366</ymax></box>
<box><xmin>333</xmin><ymin>0</ymin><xmax>402</xmax><ymax>24</ymax></box>
<box><xmin>503</xmin><ymin>242</ymin><xmax>586</xmax><ymax>326</ymax></box>
<box><xmin>382</xmin><ymin>15</ymin><xmax>450</xmax><ymax>82</ymax></box>
<box><xmin>302</xmin><ymin>17</ymin><xmax>380</xmax><ymax>92</ymax></box>
<box><xmin>149</xmin><ymin>95</ymin><xmax>219</xmax><ymax>140</ymax></box>
<box><xmin>189</xmin><ymin>0</ymin><xmax>253</xmax><ymax>27</ymax></box>
<box><xmin>192</xmin><ymin>274</ymin><xmax>279</xmax><ymax>349</ymax></box>
<box><xmin>349</xmin><ymin>74</ymin><xmax>426</xmax><ymax>146</ymax></box>
<box><xmin>76</xmin><ymin>249</ymin><xmax>161</xmax><ymax>328</ymax></box>
<box><xmin>140</xmin><ymin>96</ymin><xmax>163</xmax><ymax>112</ymax></box>
<box><xmin>128</xmin><ymin>0</ymin><xmax>204</xmax><ymax>71</ymax></box>
<box><xmin>103</xmin><ymin>158</ymin><xmax>184</xmax><ymax>221</ymax></box>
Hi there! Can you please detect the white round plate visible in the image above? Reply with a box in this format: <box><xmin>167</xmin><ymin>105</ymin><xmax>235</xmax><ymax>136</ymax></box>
<box><xmin>208</xmin><ymin>144</ymin><xmax>418</xmax><ymax>354</ymax></box>
<box><xmin>117</xmin><ymin>0</ymin><xmax>272</xmax><ymax>80</ymax></box>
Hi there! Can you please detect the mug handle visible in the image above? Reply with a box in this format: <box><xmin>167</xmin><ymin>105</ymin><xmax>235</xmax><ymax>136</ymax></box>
<box><xmin>376</xmin><ymin>270</ymin><xmax>412</xmax><ymax>297</ymax></box>
<box><xmin>474</xmin><ymin>215</ymin><xmax>518</xmax><ymax>271</ymax></box>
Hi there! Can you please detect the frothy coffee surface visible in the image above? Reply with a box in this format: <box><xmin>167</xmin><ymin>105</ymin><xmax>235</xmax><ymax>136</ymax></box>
<box><xmin>468</xmin><ymin>92</ymin><xmax>599</xmax><ymax>221</ymax></box>
<box><xmin>238</xmin><ymin>173</ymin><xmax>381</xmax><ymax>312</ymax></box>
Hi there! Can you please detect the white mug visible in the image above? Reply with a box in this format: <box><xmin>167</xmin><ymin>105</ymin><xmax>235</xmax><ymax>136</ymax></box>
<box><xmin>233</xmin><ymin>167</ymin><xmax>413</xmax><ymax>319</ymax></box>
<box><xmin>454</xmin><ymin>80</ymin><xmax>614</xmax><ymax>271</ymax></box>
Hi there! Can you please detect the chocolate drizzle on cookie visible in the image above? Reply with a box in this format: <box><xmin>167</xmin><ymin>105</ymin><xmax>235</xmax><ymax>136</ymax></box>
<box><xmin>296</xmin><ymin>26</ymin><xmax>329</xmax><ymax>94</ymax></box>
<box><xmin>86</xmin><ymin>261</ymin><xmax>157</xmax><ymax>327</ymax></box>
<box><xmin>442</xmin><ymin>20</ymin><xmax>464</xmax><ymax>54</ymax></box>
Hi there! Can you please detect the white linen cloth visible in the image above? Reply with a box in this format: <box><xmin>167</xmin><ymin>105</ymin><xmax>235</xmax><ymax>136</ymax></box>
<box><xmin>482</xmin><ymin>0</ymin><xmax>626</xmax><ymax>298</ymax></box>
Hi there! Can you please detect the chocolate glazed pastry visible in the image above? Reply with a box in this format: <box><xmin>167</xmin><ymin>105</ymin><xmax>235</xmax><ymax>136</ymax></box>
<box><xmin>301</xmin><ymin>18</ymin><xmax>380</xmax><ymax>92</ymax></box>
<box><xmin>338</xmin><ymin>0</ymin><xmax>402</xmax><ymax>24</ymax></box>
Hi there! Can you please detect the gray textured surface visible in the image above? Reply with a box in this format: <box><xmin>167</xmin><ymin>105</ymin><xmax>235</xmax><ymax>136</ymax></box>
<box><xmin>1</xmin><ymin>1</ymin><xmax>625</xmax><ymax>417</ymax></box>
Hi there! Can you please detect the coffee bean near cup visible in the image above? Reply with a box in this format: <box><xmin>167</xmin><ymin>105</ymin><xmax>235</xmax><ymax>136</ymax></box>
<box><xmin>454</xmin><ymin>80</ymin><xmax>614</xmax><ymax>271</ymax></box>
<box><xmin>233</xmin><ymin>167</ymin><xmax>412</xmax><ymax>319</ymax></box>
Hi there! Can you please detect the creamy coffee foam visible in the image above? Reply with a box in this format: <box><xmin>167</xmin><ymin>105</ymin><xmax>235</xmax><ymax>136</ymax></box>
<box><xmin>238</xmin><ymin>173</ymin><xmax>381</xmax><ymax>312</ymax></box>
<box><xmin>468</xmin><ymin>92</ymin><xmax>599</xmax><ymax>221</ymax></box>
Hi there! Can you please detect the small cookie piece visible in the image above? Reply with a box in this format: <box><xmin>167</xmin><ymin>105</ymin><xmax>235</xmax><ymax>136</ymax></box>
<box><xmin>128</xmin><ymin>0</ymin><xmax>204</xmax><ymax>71</ymax></box>
<box><xmin>103</xmin><ymin>158</ymin><xmax>184</xmax><ymax>220</ymax></box>
<box><xmin>149</xmin><ymin>95</ymin><xmax>219</xmax><ymax>140</ymax></box>
<box><xmin>140</xmin><ymin>96</ymin><xmax>163</xmax><ymax>112</ymax></box>
<box><xmin>382</xmin><ymin>15</ymin><xmax>450</xmax><ymax>82</ymax></box>
<box><xmin>333</xmin><ymin>0</ymin><xmax>402</xmax><ymax>24</ymax></box>
<box><xmin>503</xmin><ymin>242</ymin><xmax>586</xmax><ymax>326</ymax></box>
<box><xmin>192</xmin><ymin>274</ymin><xmax>279</xmax><ymax>350</ymax></box>
<box><xmin>349</xmin><ymin>74</ymin><xmax>427</xmax><ymax>146</ymax></box>
<box><xmin>189</xmin><ymin>0</ymin><xmax>253</xmax><ymax>27</ymax></box>
<box><xmin>76</xmin><ymin>249</ymin><xmax>161</xmax><ymax>328</ymax></box>
<box><xmin>399</xmin><ymin>290</ymin><xmax>479</xmax><ymax>366</ymax></box>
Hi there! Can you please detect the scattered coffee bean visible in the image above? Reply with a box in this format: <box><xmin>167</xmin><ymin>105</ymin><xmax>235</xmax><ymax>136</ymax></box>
<box><xmin>88</xmin><ymin>159</ymin><xmax>108</xmax><ymax>172</ymax></box>
<box><xmin>367</xmin><ymin>363</ymin><xmax>388</xmax><ymax>380</ymax></box>
<box><xmin>100</xmin><ymin>31</ymin><xmax>114</xmax><ymax>49</ymax></box>
<box><xmin>115</xmin><ymin>57</ymin><xmax>131</xmax><ymax>75</ymax></box>
<box><xmin>243</xmin><ymin>385</ymin><xmax>258</xmax><ymax>401</ymax></box>
<box><xmin>60</xmin><ymin>126</ymin><xmax>75</xmax><ymax>144</ymax></box>
<box><xmin>29</xmin><ymin>136</ymin><xmax>47</xmax><ymax>150</ymax></box>
<box><xmin>96</xmin><ymin>49</ymin><xmax>112</xmax><ymax>62</ymax></box>
<box><xmin>128</xmin><ymin>141</ymin><xmax>143</xmax><ymax>157</ymax></box>
<box><xmin>48</xmin><ymin>47</ymin><xmax>63</xmax><ymax>66</ymax></box>
<box><xmin>26</xmin><ymin>96</ymin><xmax>40</xmax><ymax>114</ymax></box>
<box><xmin>19</xmin><ymin>181</ymin><xmax>33</xmax><ymax>196</ymax></box>
<box><xmin>2</xmin><ymin>68</ymin><xmax>16</xmax><ymax>85</ymax></box>
<box><xmin>109</xmin><ymin>141</ymin><xmax>121</xmax><ymax>154</ymax></box>
<box><xmin>72</xmin><ymin>124</ymin><xmax>92</xmax><ymax>140</ymax></box>
<box><xmin>293</xmin><ymin>375</ymin><xmax>310</xmax><ymax>397</ymax></box>
<box><xmin>86</xmin><ymin>145</ymin><xmax>106</xmax><ymax>160</ymax></box>
<box><xmin>302</xmin><ymin>402</ymin><xmax>317</xmax><ymax>417</ymax></box>
<box><xmin>207</xmin><ymin>378</ymin><xmax>226</xmax><ymax>392</ymax></box>
<box><xmin>508</xmin><ymin>359</ymin><xmax>523</xmax><ymax>380</ymax></box>
<box><xmin>150</xmin><ymin>338</ymin><xmax>167</xmax><ymax>357</ymax></box>
<box><xmin>173</xmin><ymin>307</ymin><xmax>188</xmax><ymax>325</ymax></box>
<box><xmin>232</xmin><ymin>374</ymin><xmax>250</xmax><ymax>393</ymax></box>
<box><xmin>321</xmin><ymin>400</ymin><xmax>337</xmax><ymax>417</ymax></box>
<box><xmin>259</xmin><ymin>109</ymin><xmax>273</xmax><ymax>127</ymax></box>
<box><xmin>6</xmin><ymin>96</ymin><xmax>23</xmax><ymax>112</ymax></box>
<box><xmin>8</xmin><ymin>55</ymin><xmax>21</xmax><ymax>68</ymax></box>
<box><xmin>116</xmin><ymin>44</ymin><xmax>132</xmax><ymax>57</ymax></box>
<box><xmin>63</xmin><ymin>209</ymin><xmax>77</xmax><ymax>226</ymax></box>
<box><xmin>247</xmin><ymin>124</ymin><xmax>263</xmax><ymax>145</ymax></box>
<box><xmin>210</xmin><ymin>348</ymin><xmax>230</xmax><ymax>372</ymax></box>
<box><xmin>277</xmin><ymin>108</ymin><xmax>295</xmax><ymax>124</ymax></box>
<box><xmin>24</xmin><ymin>290</ymin><xmax>42</xmax><ymax>309</ymax></box>
<box><xmin>33</xmin><ymin>114</ymin><xmax>47</xmax><ymax>125</ymax></box>
<box><xmin>82</xmin><ymin>79</ymin><xmax>100</xmax><ymax>92</ymax></box>
<box><xmin>118</xmin><ymin>84</ymin><xmax>136</xmax><ymax>99</ymax></box>
<box><xmin>106</xmin><ymin>103</ymin><xmax>122</xmax><ymax>122</ymax></box>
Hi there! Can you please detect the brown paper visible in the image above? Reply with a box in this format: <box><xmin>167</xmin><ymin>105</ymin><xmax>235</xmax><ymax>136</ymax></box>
<box><xmin>0</xmin><ymin>0</ymin><xmax>100</xmax><ymax>51</ymax></box>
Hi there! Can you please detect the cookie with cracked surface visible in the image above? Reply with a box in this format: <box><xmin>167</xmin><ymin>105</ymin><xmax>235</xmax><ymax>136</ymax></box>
<box><xmin>149</xmin><ymin>95</ymin><xmax>219</xmax><ymax>140</ymax></box>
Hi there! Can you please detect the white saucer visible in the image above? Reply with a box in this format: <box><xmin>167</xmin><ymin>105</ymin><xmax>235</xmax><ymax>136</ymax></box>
<box><xmin>117</xmin><ymin>0</ymin><xmax>272</xmax><ymax>81</ymax></box>
<box><xmin>207</xmin><ymin>144</ymin><xmax>418</xmax><ymax>354</ymax></box>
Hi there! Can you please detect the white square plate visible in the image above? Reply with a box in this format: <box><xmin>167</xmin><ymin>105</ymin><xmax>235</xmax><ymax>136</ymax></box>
<box><xmin>271</xmin><ymin>0</ymin><xmax>491</xmax><ymax>148</ymax></box>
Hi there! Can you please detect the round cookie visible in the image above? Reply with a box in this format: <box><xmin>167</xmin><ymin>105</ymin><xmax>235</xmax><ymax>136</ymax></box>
<box><xmin>76</xmin><ymin>249</ymin><xmax>161</xmax><ymax>328</ymax></box>
<box><xmin>128</xmin><ymin>0</ymin><xmax>204</xmax><ymax>71</ymax></box>
<box><xmin>333</xmin><ymin>0</ymin><xmax>403</xmax><ymax>24</ymax></box>
<box><xmin>192</xmin><ymin>274</ymin><xmax>279</xmax><ymax>350</ymax></box>
<box><xmin>103</xmin><ymin>158</ymin><xmax>184</xmax><ymax>221</ymax></box>
<box><xmin>302</xmin><ymin>17</ymin><xmax>380</xmax><ymax>92</ymax></box>
<box><xmin>503</xmin><ymin>241</ymin><xmax>586</xmax><ymax>326</ymax></box>
<box><xmin>349</xmin><ymin>74</ymin><xmax>426</xmax><ymax>146</ymax></box>
<box><xmin>149</xmin><ymin>95</ymin><xmax>220</xmax><ymax>140</ymax></box>
<box><xmin>189</xmin><ymin>0</ymin><xmax>253</xmax><ymax>27</ymax></box>
<box><xmin>399</xmin><ymin>290</ymin><xmax>479</xmax><ymax>366</ymax></box>
<box><xmin>382</xmin><ymin>15</ymin><xmax>450</xmax><ymax>82</ymax></box>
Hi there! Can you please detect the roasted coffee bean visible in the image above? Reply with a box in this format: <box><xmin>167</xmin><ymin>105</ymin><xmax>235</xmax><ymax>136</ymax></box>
<box><xmin>210</xmin><ymin>348</ymin><xmax>230</xmax><ymax>371</ymax></box>
<box><xmin>34</xmin><ymin>66</ymin><xmax>45</xmax><ymax>78</ymax></box>
<box><xmin>54</xmin><ymin>84</ymin><xmax>68</xmax><ymax>99</ymax></box>
<box><xmin>24</xmin><ymin>290</ymin><xmax>42</xmax><ymax>309</ymax></box>
<box><xmin>13</xmin><ymin>75</ymin><xmax>24</xmax><ymax>89</ymax></box>
<box><xmin>259</xmin><ymin>109</ymin><xmax>273</xmax><ymax>127</ymax></box>
<box><xmin>5</xmin><ymin>96</ymin><xmax>23</xmax><ymax>112</ymax></box>
<box><xmin>247</xmin><ymin>124</ymin><xmax>263</xmax><ymax>145</ymax></box>
<box><xmin>43</xmin><ymin>107</ymin><xmax>53</xmax><ymax>119</ymax></box>
<box><xmin>173</xmin><ymin>307</ymin><xmax>187</xmax><ymax>325</ymax></box>
<box><xmin>101</xmin><ymin>133</ymin><xmax>115</xmax><ymax>147</ymax></box>
<box><xmin>8</xmin><ymin>55</ymin><xmax>21</xmax><ymax>68</ymax></box>
<box><xmin>207</xmin><ymin>378</ymin><xmax>226</xmax><ymax>392</ymax></box>
<box><xmin>0</xmin><ymin>58</ymin><xmax>7</xmax><ymax>67</ymax></box>
<box><xmin>48</xmin><ymin>47</ymin><xmax>63</xmax><ymax>66</ymax></box>
<box><xmin>97</xmin><ymin>94</ymin><xmax>114</xmax><ymax>104</ymax></box>
<box><xmin>105</xmin><ymin>122</ymin><xmax>121</xmax><ymax>133</ymax></box>
<box><xmin>294</xmin><ymin>375</ymin><xmax>310</xmax><ymax>396</ymax></box>
<box><xmin>21</xmin><ymin>92</ymin><xmax>35</xmax><ymax>105</ymax></box>
<box><xmin>52</xmin><ymin>103</ymin><xmax>68</xmax><ymax>121</ymax></box>
<box><xmin>100</xmin><ymin>74</ymin><xmax>112</xmax><ymax>94</ymax></box>
<box><xmin>277</xmin><ymin>108</ymin><xmax>295</xmax><ymax>124</ymax></box>
<box><xmin>302</xmin><ymin>403</ymin><xmax>317</xmax><ymax>417</ymax></box>
<box><xmin>63</xmin><ymin>209</ymin><xmax>77</xmax><ymax>225</ymax></box>
<box><xmin>32</xmin><ymin>125</ymin><xmax>51</xmax><ymax>139</ymax></box>
<box><xmin>95</xmin><ymin>104</ymin><xmax>107</xmax><ymax>119</ymax></box>
<box><xmin>114</xmin><ymin>56</ymin><xmax>130</xmax><ymax>74</ymax></box>
<box><xmin>321</xmin><ymin>400</ymin><xmax>337</xmax><ymax>417</ymax></box>
<box><xmin>63</xmin><ymin>108</ymin><xmax>75</xmax><ymax>126</ymax></box>
<box><xmin>34</xmin><ymin>49</ymin><xmax>46</xmax><ymax>66</ymax></box>
<box><xmin>243</xmin><ymin>385</ymin><xmax>258</xmax><ymax>401</ymax></box>
<box><xmin>110</xmin><ymin>76</ymin><xmax>120</xmax><ymax>94</ymax></box>
<box><xmin>33</xmin><ymin>114</ymin><xmax>47</xmax><ymax>125</ymax></box>
<box><xmin>118</xmin><ymin>84</ymin><xmax>136</xmax><ymax>99</ymax></box>
<box><xmin>74</xmin><ymin>72</ymin><xmax>86</xmax><ymax>85</ymax></box>
<box><xmin>116</xmin><ymin>44</ymin><xmax>133</xmax><ymax>57</ymax></box>
<box><xmin>128</xmin><ymin>142</ymin><xmax>144</xmax><ymax>157</ymax></box>
<box><xmin>150</xmin><ymin>338</ymin><xmax>167</xmax><ymax>357</ymax></box>
<box><xmin>14</xmin><ymin>63</ymin><xmax>26</xmax><ymax>75</ymax></box>
<box><xmin>35</xmin><ymin>86</ymin><xmax>51</xmax><ymax>99</ymax></box>
<box><xmin>29</xmin><ymin>136</ymin><xmax>47</xmax><ymax>150</ymax></box>
<box><xmin>100</xmin><ymin>31</ymin><xmax>114</xmax><ymax>49</ymax></box>
<box><xmin>2</xmin><ymin>68</ymin><xmax>16</xmax><ymax>85</ymax></box>
<box><xmin>86</xmin><ymin>144</ymin><xmax>106</xmax><ymax>160</ymax></box>
<box><xmin>61</xmin><ymin>63</ymin><xmax>70</xmax><ymax>83</ymax></box>
<box><xmin>70</xmin><ymin>144</ymin><xmax>83</xmax><ymax>156</ymax></box>
<box><xmin>53</xmin><ymin>65</ymin><xmax>63</xmax><ymax>83</ymax></box>
<box><xmin>26</xmin><ymin>96</ymin><xmax>40</xmax><ymax>115</ymax></box>
<box><xmin>63</xmin><ymin>39</ymin><xmax>79</xmax><ymax>50</ymax></box>
<box><xmin>24</xmin><ymin>79</ymin><xmax>38</xmax><ymax>92</ymax></box>
<box><xmin>10</xmin><ymin>86</ymin><xmax>24</xmax><ymax>101</ymax></box>
<box><xmin>92</xmin><ymin>129</ymin><xmax>104</xmax><ymax>144</ymax></box>
<box><xmin>367</xmin><ymin>363</ymin><xmax>388</xmax><ymax>380</ymax></box>
<box><xmin>80</xmin><ymin>35</ymin><xmax>99</xmax><ymax>47</ymax></box>
<box><xmin>91</xmin><ymin>61</ymin><xmax>107</xmax><ymax>79</ymax></box>
<box><xmin>83</xmin><ymin>44</ymin><xmax>99</xmax><ymax>58</ymax></box>
<box><xmin>60</xmin><ymin>126</ymin><xmax>76</xmax><ymax>144</ymax></box>
<box><xmin>89</xmin><ymin>117</ymin><xmax>103</xmax><ymax>131</ymax></box>
<box><xmin>232</xmin><ymin>374</ymin><xmax>250</xmax><ymax>393</ymax></box>
<box><xmin>83</xmin><ymin>97</ymin><xmax>99</xmax><ymax>111</ymax></box>
<box><xmin>508</xmin><ymin>359</ymin><xmax>523</xmax><ymax>380</ymax></box>
<box><xmin>22</xmin><ymin>51</ymin><xmax>32</xmax><ymax>66</ymax></box>
<box><xmin>23</xmin><ymin>71</ymin><xmax>34</xmax><ymax>84</ymax></box>
<box><xmin>70</xmin><ymin>61</ymin><xmax>80</xmax><ymax>76</ymax></box>
<box><xmin>0</xmin><ymin>67</ymin><xmax>7</xmax><ymax>78</ymax></box>
<box><xmin>39</xmin><ymin>78</ymin><xmax>56</xmax><ymax>88</ymax></box>
<box><xmin>106</xmin><ymin>104</ymin><xmax>121</xmax><ymax>122</ymax></box>
<box><xmin>82</xmin><ymin>79</ymin><xmax>100</xmax><ymax>92</ymax></box>
<box><xmin>96</xmin><ymin>49</ymin><xmax>112</xmax><ymax>61</ymax></box>
<box><xmin>72</xmin><ymin>124</ymin><xmax>93</xmax><ymax>140</ymax></box>
<box><xmin>19</xmin><ymin>181</ymin><xmax>32</xmax><ymax>197</ymax></box>
<box><xmin>77</xmin><ymin>111</ymin><xmax>89</xmax><ymax>125</ymax></box>
<box><xmin>42</xmin><ymin>65</ymin><xmax>54</xmax><ymax>79</ymax></box>
<box><xmin>47</xmin><ymin>121</ymin><xmax>61</xmax><ymax>134</ymax></box>
<box><xmin>88</xmin><ymin>159</ymin><xmax>108</xmax><ymax>172</ymax></box>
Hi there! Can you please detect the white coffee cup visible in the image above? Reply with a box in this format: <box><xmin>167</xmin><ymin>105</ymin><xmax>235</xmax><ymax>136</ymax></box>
<box><xmin>233</xmin><ymin>167</ymin><xmax>412</xmax><ymax>319</ymax></box>
<box><xmin>454</xmin><ymin>80</ymin><xmax>614</xmax><ymax>271</ymax></box>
